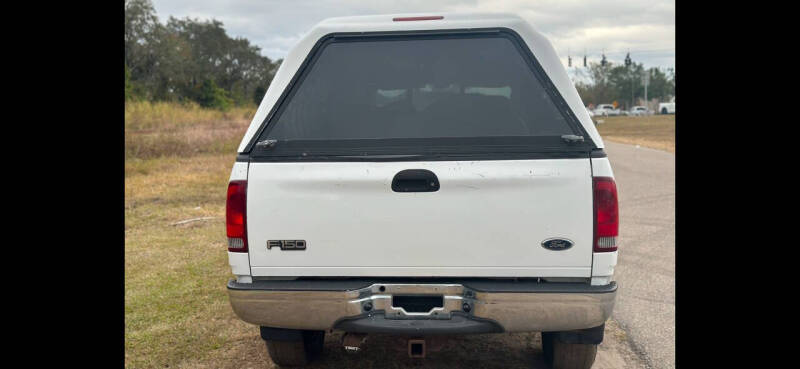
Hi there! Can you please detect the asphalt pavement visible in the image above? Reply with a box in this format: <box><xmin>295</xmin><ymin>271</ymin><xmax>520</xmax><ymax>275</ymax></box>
<box><xmin>604</xmin><ymin>141</ymin><xmax>675</xmax><ymax>369</ymax></box>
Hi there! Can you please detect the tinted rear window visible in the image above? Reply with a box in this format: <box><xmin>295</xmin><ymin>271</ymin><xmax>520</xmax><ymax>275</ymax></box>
<box><xmin>252</xmin><ymin>32</ymin><xmax>593</xmax><ymax>159</ymax></box>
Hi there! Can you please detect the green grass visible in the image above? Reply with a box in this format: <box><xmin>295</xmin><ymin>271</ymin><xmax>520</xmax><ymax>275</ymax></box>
<box><xmin>125</xmin><ymin>153</ymin><xmax>263</xmax><ymax>368</ymax></box>
<box><xmin>125</xmin><ymin>102</ymin><xmax>254</xmax><ymax>367</ymax></box>
<box><xmin>595</xmin><ymin>114</ymin><xmax>675</xmax><ymax>153</ymax></box>
<box><xmin>125</xmin><ymin>100</ymin><xmax>256</xmax><ymax>131</ymax></box>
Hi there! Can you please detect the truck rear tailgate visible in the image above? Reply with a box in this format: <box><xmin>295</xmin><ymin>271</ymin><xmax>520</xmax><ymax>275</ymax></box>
<box><xmin>246</xmin><ymin>158</ymin><xmax>593</xmax><ymax>277</ymax></box>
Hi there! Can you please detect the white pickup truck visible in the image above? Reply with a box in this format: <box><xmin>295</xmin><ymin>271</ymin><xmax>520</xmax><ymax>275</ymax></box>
<box><xmin>593</xmin><ymin>104</ymin><xmax>621</xmax><ymax>117</ymax></box>
<box><xmin>659</xmin><ymin>97</ymin><xmax>676</xmax><ymax>114</ymax></box>
<box><xmin>226</xmin><ymin>13</ymin><xmax>619</xmax><ymax>369</ymax></box>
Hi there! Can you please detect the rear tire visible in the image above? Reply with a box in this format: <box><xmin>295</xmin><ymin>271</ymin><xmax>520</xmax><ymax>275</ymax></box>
<box><xmin>265</xmin><ymin>330</ymin><xmax>325</xmax><ymax>367</ymax></box>
<box><xmin>541</xmin><ymin>332</ymin><xmax>555</xmax><ymax>365</ymax></box>
<box><xmin>541</xmin><ymin>332</ymin><xmax>598</xmax><ymax>369</ymax></box>
<box><xmin>266</xmin><ymin>340</ymin><xmax>307</xmax><ymax>367</ymax></box>
<box><xmin>661</xmin><ymin>107</ymin><xmax>668</xmax><ymax>114</ymax></box>
<box><xmin>303</xmin><ymin>330</ymin><xmax>325</xmax><ymax>358</ymax></box>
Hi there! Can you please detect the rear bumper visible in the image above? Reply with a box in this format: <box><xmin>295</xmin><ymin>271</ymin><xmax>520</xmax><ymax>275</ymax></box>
<box><xmin>227</xmin><ymin>279</ymin><xmax>616</xmax><ymax>334</ymax></box>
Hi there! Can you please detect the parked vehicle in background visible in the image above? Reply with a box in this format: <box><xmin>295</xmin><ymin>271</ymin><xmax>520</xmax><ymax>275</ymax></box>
<box><xmin>630</xmin><ymin>106</ymin><xmax>653</xmax><ymax>116</ymax></box>
<box><xmin>226</xmin><ymin>13</ymin><xmax>619</xmax><ymax>369</ymax></box>
<box><xmin>659</xmin><ymin>97</ymin><xmax>675</xmax><ymax>114</ymax></box>
<box><xmin>594</xmin><ymin>104</ymin><xmax>620</xmax><ymax>116</ymax></box>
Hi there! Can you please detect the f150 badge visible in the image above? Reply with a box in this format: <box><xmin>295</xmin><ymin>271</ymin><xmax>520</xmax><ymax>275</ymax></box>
<box><xmin>267</xmin><ymin>240</ymin><xmax>306</xmax><ymax>250</ymax></box>
<box><xmin>541</xmin><ymin>238</ymin><xmax>573</xmax><ymax>251</ymax></box>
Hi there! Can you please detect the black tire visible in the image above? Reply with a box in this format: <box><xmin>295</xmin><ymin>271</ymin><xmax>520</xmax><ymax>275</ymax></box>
<box><xmin>541</xmin><ymin>332</ymin><xmax>597</xmax><ymax>369</ymax></box>
<box><xmin>265</xmin><ymin>330</ymin><xmax>325</xmax><ymax>367</ymax></box>
<box><xmin>553</xmin><ymin>342</ymin><xmax>597</xmax><ymax>369</ymax></box>
<box><xmin>303</xmin><ymin>330</ymin><xmax>325</xmax><ymax>358</ymax></box>
<box><xmin>541</xmin><ymin>332</ymin><xmax>555</xmax><ymax>366</ymax></box>
<box><xmin>661</xmin><ymin>108</ymin><xmax>668</xmax><ymax>114</ymax></box>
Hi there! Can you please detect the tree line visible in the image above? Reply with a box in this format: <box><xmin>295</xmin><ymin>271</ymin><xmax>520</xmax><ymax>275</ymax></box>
<box><xmin>125</xmin><ymin>0</ymin><xmax>281</xmax><ymax>110</ymax></box>
<box><xmin>126</xmin><ymin>0</ymin><xmax>672</xmax><ymax>112</ymax></box>
<box><xmin>574</xmin><ymin>61</ymin><xmax>675</xmax><ymax>110</ymax></box>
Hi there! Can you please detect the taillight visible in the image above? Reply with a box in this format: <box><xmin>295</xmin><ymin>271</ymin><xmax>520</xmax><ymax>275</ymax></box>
<box><xmin>593</xmin><ymin>177</ymin><xmax>618</xmax><ymax>252</ymax></box>
<box><xmin>226</xmin><ymin>180</ymin><xmax>248</xmax><ymax>252</ymax></box>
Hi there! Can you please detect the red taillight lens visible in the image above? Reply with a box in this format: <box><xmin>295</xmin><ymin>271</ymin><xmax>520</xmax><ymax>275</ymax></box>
<box><xmin>393</xmin><ymin>16</ymin><xmax>444</xmax><ymax>21</ymax></box>
<box><xmin>593</xmin><ymin>177</ymin><xmax>619</xmax><ymax>252</ymax></box>
<box><xmin>226</xmin><ymin>180</ymin><xmax>248</xmax><ymax>252</ymax></box>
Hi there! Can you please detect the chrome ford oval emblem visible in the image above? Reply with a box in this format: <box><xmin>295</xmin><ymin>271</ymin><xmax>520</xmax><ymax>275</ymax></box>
<box><xmin>541</xmin><ymin>238</ymin><xmax>574</xmax><ymax>251</ymax></box>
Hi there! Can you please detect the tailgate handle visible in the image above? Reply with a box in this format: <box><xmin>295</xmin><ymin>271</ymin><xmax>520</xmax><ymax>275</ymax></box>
<box><xmin>392</xmin><ymin>169</ymin><xmax>440</xmax><ymax>193</ymax></box>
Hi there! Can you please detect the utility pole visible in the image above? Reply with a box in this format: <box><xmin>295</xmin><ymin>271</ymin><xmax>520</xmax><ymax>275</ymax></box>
<box><xmin>583</xmin><ymin>48</ymin><xmax>587</xmax><ymax>67</ymax></box>
<box><xmin>626</xmin><ymin>51</ymin><xmax>633</xmax><ymax>110</ymax></box>
<box><xmin>643</xmin><ymin>70</ymin><xmax>649</xmax><ymax>106</ymax></box>
<box><xmin>568</xmin><ymin>48</ymin><xmax>571</xmax><ymax>67</ymax></box>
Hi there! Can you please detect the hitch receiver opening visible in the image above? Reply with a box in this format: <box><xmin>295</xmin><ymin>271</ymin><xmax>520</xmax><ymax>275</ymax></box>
<box><xmin>408</xmin><ymin>338</ymin><xmax>426</xmax><ymax>358</ymax></box>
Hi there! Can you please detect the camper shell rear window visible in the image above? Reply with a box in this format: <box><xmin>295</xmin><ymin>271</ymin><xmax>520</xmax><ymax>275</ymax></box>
<box><xmin>248</xmin><ymin>29</ymin><xmax>595</xmax><ymax>161</ymax></box>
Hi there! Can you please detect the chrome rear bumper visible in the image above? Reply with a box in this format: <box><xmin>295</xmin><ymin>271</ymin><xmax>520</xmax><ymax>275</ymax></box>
<box><xmin>227</xmin><ymin>279</ymin><xmax>616</xmax><ymax>333</ymax></box>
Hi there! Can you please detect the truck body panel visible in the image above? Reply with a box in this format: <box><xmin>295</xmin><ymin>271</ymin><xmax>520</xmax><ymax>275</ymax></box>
<box><xmin>247</xmin><ymin>158</ymin><xmax>594</xmax><ymax>277</ymax></box>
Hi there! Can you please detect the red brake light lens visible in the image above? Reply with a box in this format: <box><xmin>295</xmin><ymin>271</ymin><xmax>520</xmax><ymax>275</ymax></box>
<box><xmin>593</xmin><ymin>177</ymin><xmax>619</xmax><ymax>252</ymax></box>
<box><xmin>393</xmin><ymin>16</ymin><xmax>444</xmax><ymax>21</ymax></box>
<box><xmin>226</xmin><ymin>180</ymin><xmax>248</xmax><ymax>252</ymax></box>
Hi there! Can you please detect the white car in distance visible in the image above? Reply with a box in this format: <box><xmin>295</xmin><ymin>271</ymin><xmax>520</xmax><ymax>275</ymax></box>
<box><xmin>630</xmin><ymin>106</ymin><xmax>653</xmax><ymax>116</ymax></box>
<box><xmin>659</xmin><ymin>97</ymin><xmax>675</xmax><ymax>114</ymax></box>
<box><xmin>593</xmin><ymin>104</ymin><xmax>620</xmax><ymax>116</ymax></box>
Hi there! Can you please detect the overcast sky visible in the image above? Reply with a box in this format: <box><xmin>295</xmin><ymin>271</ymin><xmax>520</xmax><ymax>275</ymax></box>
<box><xmin>151</xmin><ymin>0</ymin><xmax>675</xmax><ymax>77</ymax></box>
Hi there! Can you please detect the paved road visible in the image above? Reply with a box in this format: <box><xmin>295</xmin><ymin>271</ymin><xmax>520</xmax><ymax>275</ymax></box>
<box><xmin>605</xmin><ymin>141</ymin><xmax>675</xmax><ymax>369</ymax></box>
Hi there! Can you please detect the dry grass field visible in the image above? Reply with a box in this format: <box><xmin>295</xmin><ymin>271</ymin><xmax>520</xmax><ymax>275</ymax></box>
<box><xmin>124</xmin><ymin>102</ymin><xmax>653</xmax><ymax>368</ymax></box>
<box><xmin>125</xmin><ymin>101</ymin><xmax>257</xmax><ymax>368</ymax></box>
<box><xmin>594</xmin><ymin>115</ymin><xmax>675</xmax><ymax>153</ymax></box>
<box><xmin>125</xmin><ymin>101</ymin><xmax>256</xmax><ymax>159</ymax></box>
